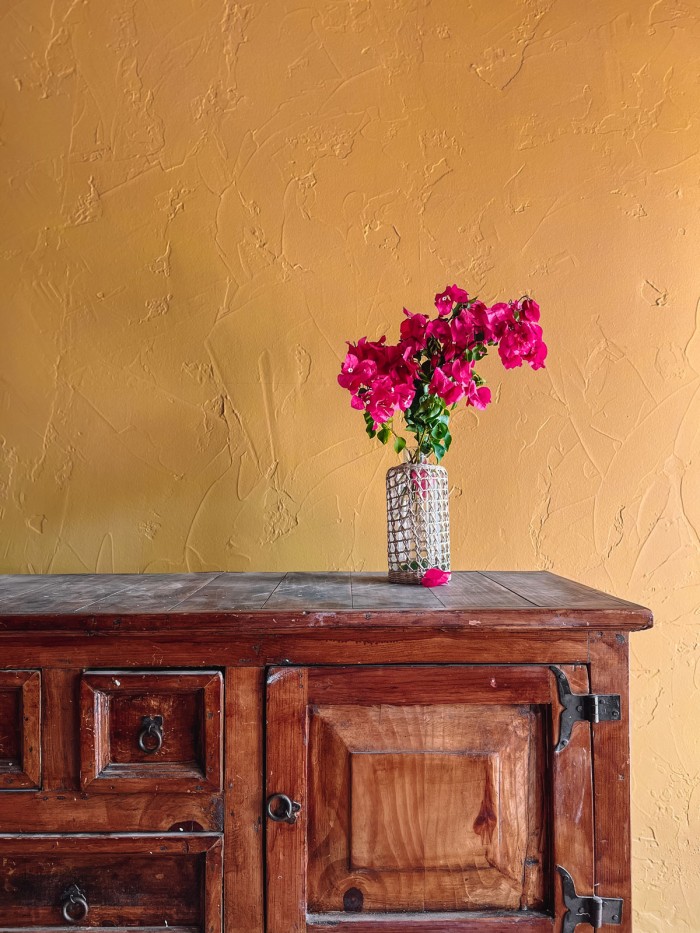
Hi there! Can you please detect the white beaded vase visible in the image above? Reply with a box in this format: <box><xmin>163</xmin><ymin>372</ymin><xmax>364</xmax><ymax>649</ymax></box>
<box><xmin>386</xmin><ymin>452</ymin><xmax>450</xmax><ymax>584</ymax></box>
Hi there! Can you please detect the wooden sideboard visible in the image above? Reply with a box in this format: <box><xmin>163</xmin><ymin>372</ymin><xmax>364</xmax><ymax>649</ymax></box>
<box><xmin>0</xmin><ymin>571</ymin><xmax>652</xmax><ymax>932</ymax></box>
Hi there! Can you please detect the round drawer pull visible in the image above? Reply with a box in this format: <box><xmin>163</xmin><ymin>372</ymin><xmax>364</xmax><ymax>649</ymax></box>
<box><xmin>60</xmin><ymin>884</ymin><xmax>88</xmax><ymax>924</ymax></box>
<box><xmin>266</xmin><ymin>792</ymin><xmax>302</xmax><ymax>824</ymax></box>
<box><xmin>138</xmin><ymin>714</ymin><xmax>164</xmax><ymax>753</ymax></box>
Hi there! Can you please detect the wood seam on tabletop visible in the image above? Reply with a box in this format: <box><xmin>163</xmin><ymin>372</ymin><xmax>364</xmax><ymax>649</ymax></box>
<box><xmin>424</xmin><ymin>579</ymin><xmax>444</xmax><ymax>610</ymax></box>
<box><xmin>76</xmin><ymin>572</ymin><xmax>225</xmax><ymax>612</ymax></box>
<box><xmin>69</xmin><ymin>577</ymin><xmax>160</xmax><ymax>612</ymax></box>
<box><xmin>260</xmin><ymin>572</ymin><xmax>289</xmax><ymax>609</ymax></box>
<box><xmin>479</xmin><ymin>571</ymin><xmax>548</xmax><ymax>608</ymax></box>
<box><xmin>458</xmin><ymin>571</ymin><xmax>540</xmax><ymax>608</ymax></box>
<box><xmin>163</xmin><ymin>572</ymin><xmax>226</xmax><ymax>610</ymax></box>
<box><xmin>396</xmin><ymin>574</ymin><xmax>443</xmax><ymax>611</ymax></box>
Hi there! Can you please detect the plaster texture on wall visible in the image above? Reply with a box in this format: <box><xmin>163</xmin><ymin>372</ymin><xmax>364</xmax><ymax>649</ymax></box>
<box><xmin>0</xmin><ymin>0</ymin><xmax>699</xmax><ymax>926</ymax></box>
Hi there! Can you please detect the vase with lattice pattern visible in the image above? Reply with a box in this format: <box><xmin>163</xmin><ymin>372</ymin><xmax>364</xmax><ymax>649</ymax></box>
<box><xmin>386</xmin><ymin>450</ymin><xmax>450</xmax><ymax>584</ymax></box>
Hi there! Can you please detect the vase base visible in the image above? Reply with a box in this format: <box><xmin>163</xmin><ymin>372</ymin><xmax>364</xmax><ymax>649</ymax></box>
<box><xmin>388</xmin><ymin>570</ymin><xmax>424</xmax><ymax>585</ymax></box>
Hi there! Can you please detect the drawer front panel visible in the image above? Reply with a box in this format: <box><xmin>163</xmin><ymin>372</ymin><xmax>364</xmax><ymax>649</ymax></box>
<box><xmin>0</xmin><ymin>670</ymin><xmax>40</xmax><ymax>790</ymax></box>
<box><xmin>0</xmin><ymin>834</ymin><xmax>222</xmax><ymax>930</ymax></box>
<box><xmin>80</xmin><ymin>671</ymin><xmax>223</xmax><ymax>792</ymax></box>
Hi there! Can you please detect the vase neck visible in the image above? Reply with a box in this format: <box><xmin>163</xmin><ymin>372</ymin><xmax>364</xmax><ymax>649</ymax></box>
<box><xmin>403</xmin><ymin>447</ymin><xmax>431</xmax><ymax>465</ymax></box>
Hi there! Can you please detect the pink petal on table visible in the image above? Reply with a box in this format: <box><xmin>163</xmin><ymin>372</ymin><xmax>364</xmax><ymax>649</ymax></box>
<box><xmin>421</xmin><ymin>568</ymin><xmax>451</xmax><ymax>587</ymax></box>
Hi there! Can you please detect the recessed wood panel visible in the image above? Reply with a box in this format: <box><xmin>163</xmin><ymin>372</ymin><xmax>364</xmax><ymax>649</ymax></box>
<box><xmin>0</xmin><ymin>671</ymin><xmax>41</xmax><ymax>790</ymax></box>
<box><xmin>80</xmin><ymin>671</ymin><xmax>222</xmax><ymax>792</ymax></box>
<box><xmin>0</xmin><ymin>833</ymin><xmax>221</xmax><ymax>929</ymax></box>
<box><xmin>308</xmin><ymin>702</ymin><xmax>543</xmax><ymax>913</ymax></box>
<box><xmin>350</xmin><ymin>751</ymin><xmax>498</xmax><ymax>871</ymax></box>
<box><xmin>0</xmin><ymin>688</ymin><xmax>20</xmax><ymax>760</ymax></box>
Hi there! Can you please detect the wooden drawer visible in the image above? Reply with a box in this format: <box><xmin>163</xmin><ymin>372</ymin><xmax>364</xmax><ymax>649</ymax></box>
<box><xmin>0</xmin><ymin>670</ymin><xmax>41</xmax><ymax>790</ymax></box>
<box><xmin>0</xmin><ymin>834</ymin><xmax>222</xmax><ymax>930</ymax></box>
<box><xmin>80</xmin><ymin>671</ymin><xmax>223</xmax><ymax>792</ymax></box>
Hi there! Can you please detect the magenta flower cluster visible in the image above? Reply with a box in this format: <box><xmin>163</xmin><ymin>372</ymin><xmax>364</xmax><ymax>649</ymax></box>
<box><xmin>338</xmin><ymin>284</ymin><xmax>547</xmax><ymax>461</ymax></box>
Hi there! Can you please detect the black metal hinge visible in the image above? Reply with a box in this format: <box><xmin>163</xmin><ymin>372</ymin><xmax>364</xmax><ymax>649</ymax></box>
<box><xmin>550</xmin><ymin>665</ymin><xmax>621</xmax><ymax>752</ymax></box>
<box><xmin>558</xmin><ymin>866</ymin><xmax>623</xmax><ymax>932</ymax></box>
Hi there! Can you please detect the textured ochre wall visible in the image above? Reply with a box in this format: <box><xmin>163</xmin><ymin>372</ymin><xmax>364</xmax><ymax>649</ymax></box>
<box><xmin>1</xmin><ymin>0</ymin><xmax>699</xmax><ymax>926</ymax></box>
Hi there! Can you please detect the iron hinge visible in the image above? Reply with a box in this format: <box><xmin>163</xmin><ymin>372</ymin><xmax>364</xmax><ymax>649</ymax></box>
<box><xmin>550</xmin><ymin>665</ymin><xmax>621</xmax><ymax>752</ymax></box>
<box><xmin>558</xmin><ymin>866</ymin><xmax>623</xmax><ymax>932</ymax></box>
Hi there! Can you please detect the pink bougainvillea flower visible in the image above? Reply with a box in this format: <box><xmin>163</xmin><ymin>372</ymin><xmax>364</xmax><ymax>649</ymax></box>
<box><xmin>421</xmin><ymin>568</ymin><xmax>451</xmax><ymax>587</ymax></box>
<box><xmin>364</xmin><ymin>373</ymin><xmax>416</xmax><ymax>430</ymax></box>
<box><xmin>429</xmin><ymin>366</ymin><xmax>464</xmax><ymax>405</ymax></box>
<box><xmin>498</xmin><ymin>320</ymin><xmax>547</xmax><ymax>371</ymax></box>
<box><xmin>426</xmin><ymin>316</ymin><xmax>452</xmax><ymax>342</ymax></box>
<box><xmin>466</xmin><ymin>381</ymin><xmax>492</xmax><ymax>410</ymax></box>
<box><xmin>450</xmin><ymin>307</ymin><xmax>478</xmax><ymax>351</ymax></box>
<box><xmin>337</xmin><ymin>352</ymin><xmax>378</xmax><ymax>394</ymax></box>
<box><xmin>475</xmin><ymin>302</ymin><xmax>514</xmax><ymax>342</ymax></box>
<box><xmin>518</xmin><ymin>297</ymin><xmax>540</xmax><ymax>322</ymax></box>
<box><xmin>399</xmin><ymin>309</ymin><xmax>429</xmax><ymax>354</ymax></box>
<box><xmin>381</xmin><ymin>344</ymin><xmax>420</xmax><ymax>388</ymax></box>
<box><xmin>443</xmin><ymin>357</ymin><xmax>474</xmax><ymax>387</ymax></box>
<box><xmin>426</xmin><ymin>316</ymin><xmax>456</xmax><ymax>359</ymax></box>
<box><xmin>434</xmin><ymin>284</ymin><xmax>469</xmax><ymax>315</ymax></box>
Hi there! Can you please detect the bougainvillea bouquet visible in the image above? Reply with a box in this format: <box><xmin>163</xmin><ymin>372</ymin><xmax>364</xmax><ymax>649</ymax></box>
<box><xmin>338</xmin><ymin>284</ymin><xmax>546</xmax><ymax>585</ymax></box>
<box><xmin>338</xmin><ymin>284</ymin><xmax>547</xmax><ymax>463</ymax></box>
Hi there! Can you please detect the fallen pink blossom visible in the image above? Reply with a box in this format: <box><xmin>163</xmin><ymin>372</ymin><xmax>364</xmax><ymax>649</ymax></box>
<box><xmin>421</xmin><ymin>568</ymin><xmax>451</xmax><ymax>587</ymax></box>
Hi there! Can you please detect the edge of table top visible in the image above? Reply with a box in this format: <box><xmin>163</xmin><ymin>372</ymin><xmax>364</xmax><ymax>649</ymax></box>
<box><xmin>0</xmin><ymin>571</ymin><xmax>653</xmax><ymax>633</ymax></box>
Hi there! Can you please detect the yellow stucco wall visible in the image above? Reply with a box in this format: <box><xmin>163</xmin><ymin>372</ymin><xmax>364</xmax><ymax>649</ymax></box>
<box><xmin>1</xmin><ymin>0</ymin><xmax>698</xmax><ymax>927</ymax></box>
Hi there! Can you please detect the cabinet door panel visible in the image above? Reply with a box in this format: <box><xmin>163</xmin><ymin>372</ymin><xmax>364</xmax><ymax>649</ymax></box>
<box><xmin>309</xmin><ymin>703</ymin><xmax>543</xmax><ymax>912</ymax></box>
<box><xmin>266</xmin><ymin>665</ymin><xmax>594</xmax><ymax>932</ymax></box>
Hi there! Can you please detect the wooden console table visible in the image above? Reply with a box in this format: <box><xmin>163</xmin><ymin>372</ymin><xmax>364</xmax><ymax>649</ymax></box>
<box><xmin>0</xmin><ymin>571</ymin><xmax>652</xmax><ymax>932</ymax></box>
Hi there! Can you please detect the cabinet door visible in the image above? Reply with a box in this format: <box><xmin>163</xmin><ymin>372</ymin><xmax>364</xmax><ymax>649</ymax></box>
<box><xmin>266</xmin><ymin>665</ymin><xmax>594</xmax><ymax>933</ymax></box>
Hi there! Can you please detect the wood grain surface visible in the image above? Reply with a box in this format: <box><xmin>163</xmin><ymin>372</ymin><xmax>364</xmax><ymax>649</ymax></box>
<box><xmin>0</xmin><ymin>834</ymin><xmax>222</xmax><ymax>931</ymax></box>
<box><xmin>225</xmin><ymin>666</ymin><xmax>264</xmax><ymax>933</ymax></box>
<box><xmin>266</xmin><ymin>667</ymin><xmax>308</xmax><ymax>933</ymax></box>
<box><xmin>589</xmin><ymin>633</ymin><xmax>633</xmax><ymax>933</ymax></box>
<box><xmin>306</xmin><ymin>914</ymin><xmax>553</xmax><ymax>932</ymax></box>
<box><xmin>0</xmin><ymin>571</ymin><xmax>652</xmax><ymax>632</ymax></box>
<box><xmin>550</xmin><ymin>665</ymin><xmax>595</xmax><ymax>933</ymax></box>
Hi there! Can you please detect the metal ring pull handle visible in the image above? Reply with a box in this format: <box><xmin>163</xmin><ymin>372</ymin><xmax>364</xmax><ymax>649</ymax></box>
<box><xmin>60</xmin><ymin>884</ymin><xmax>88</xmax><ymax>924</ymax></box>
<box><xmin>137</xmin><ymin>714</ymin><xmax>164</xmax><ymax>753</ymax></box>
<box><xmin>266</xmin><ymin>793</ymin><xmax>302</xmax><ymax>824</ymax></box>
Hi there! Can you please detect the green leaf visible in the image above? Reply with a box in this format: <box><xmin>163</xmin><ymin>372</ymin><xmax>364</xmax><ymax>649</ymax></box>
<box><xmin>432</xmin><ymin>421</ymin><xmax>449</xmax><ymax>440</ymax></box>
<box><xmin>377</xmin><ymin>426</ymin><xmax>391</xmax><ymax>444</ymax></box>
<box><xmin>393</xmin><ymin>436</ymin><xmax>406</xmax><ymax>454</ymax></box>
<box><xmin>432</xmin><ymin>442</ymin><xmax>446</xmax><ymax>462</ymax></box>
